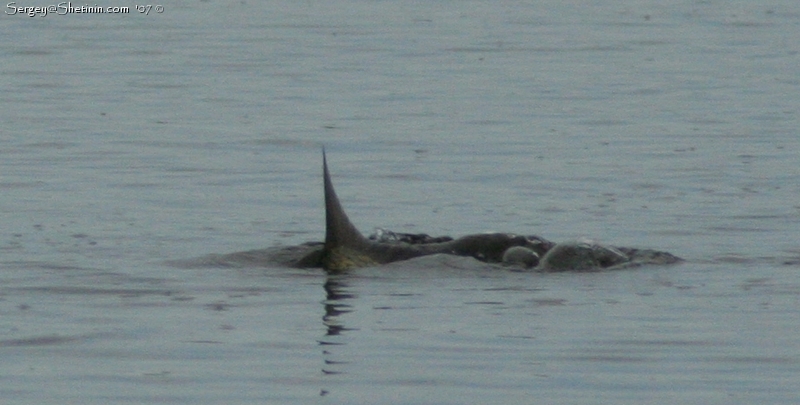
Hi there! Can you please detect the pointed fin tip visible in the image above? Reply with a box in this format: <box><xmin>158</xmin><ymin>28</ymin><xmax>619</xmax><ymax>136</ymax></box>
<box><xmin>322</xmin><ymin>148</ymin><xmax>367</xmax><ymax>251</ymax></box>
<box><xmin>322</xmin><ymin>146</ymin><xmax>328</xmax><ymax>182</ymax></box>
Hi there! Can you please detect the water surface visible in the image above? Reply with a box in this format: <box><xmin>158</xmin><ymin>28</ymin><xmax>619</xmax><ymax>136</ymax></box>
<box><xmin>1</xmin><ymin>1</ymin><xmax>799</xmax><ymax>404</ymax></box>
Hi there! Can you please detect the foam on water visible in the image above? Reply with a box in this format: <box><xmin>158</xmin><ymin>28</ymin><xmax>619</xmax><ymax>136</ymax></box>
<box><xmin>1</xmin><ymin>1</ymin><xmax>799</xmax><ymax>403</ymax></box>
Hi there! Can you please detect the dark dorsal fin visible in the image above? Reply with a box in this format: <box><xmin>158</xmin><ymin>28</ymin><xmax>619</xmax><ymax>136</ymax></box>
<box><xmin>323</xmin><ymin>148</ymin><xmax>369</xmax><ymax>251</ymax></box>
<box><xmin>317</xmin><ymin>149</ymin><xmax>546</xmax><ymax>270</ymax></box>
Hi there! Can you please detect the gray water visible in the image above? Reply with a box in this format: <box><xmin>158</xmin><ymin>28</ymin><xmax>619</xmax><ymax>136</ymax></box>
<box><xmin>2</xmin><ymin>1</ymin><xmax>799</xmax><ymax>404</ymax></box>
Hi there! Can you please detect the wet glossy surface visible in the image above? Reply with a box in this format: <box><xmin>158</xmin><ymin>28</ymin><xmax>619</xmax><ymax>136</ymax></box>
<box><xmin>1</xmin><ymin>1</ymin><xmax>799</xmax><ymax>403</ymax></box>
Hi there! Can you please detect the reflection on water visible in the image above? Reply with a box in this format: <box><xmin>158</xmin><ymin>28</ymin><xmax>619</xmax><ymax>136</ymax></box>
<box><xmin>320</xmin><ymin>275</ymin><xmax>356</xmax><ymax>377</ymax></box>
<box><xmin>1</xmin><ymin>0</ymin><xmax>799</xmax><ymax>403</ymax></box>
<box><xmin>300</xmin><ymin>261</ymin><xmax>800</xmax><ymax>404</ymax></box>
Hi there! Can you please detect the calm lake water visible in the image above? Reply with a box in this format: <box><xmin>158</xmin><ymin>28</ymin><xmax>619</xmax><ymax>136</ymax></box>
<box><xmin>2</xmin><ymin>1</ymin><xmax>799</xmax><ymax>404</ymax></box>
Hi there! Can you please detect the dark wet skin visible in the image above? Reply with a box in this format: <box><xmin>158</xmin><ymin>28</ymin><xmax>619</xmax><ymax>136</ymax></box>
<box><xmin>317</xmin><ymin>150</ymin><xmax>561</xmax><ymax>271</ymax></box>
<box><xmin>247</xmin><ymin>150</ymin><xmax>682</xmax><ymax>272</ymax></box>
